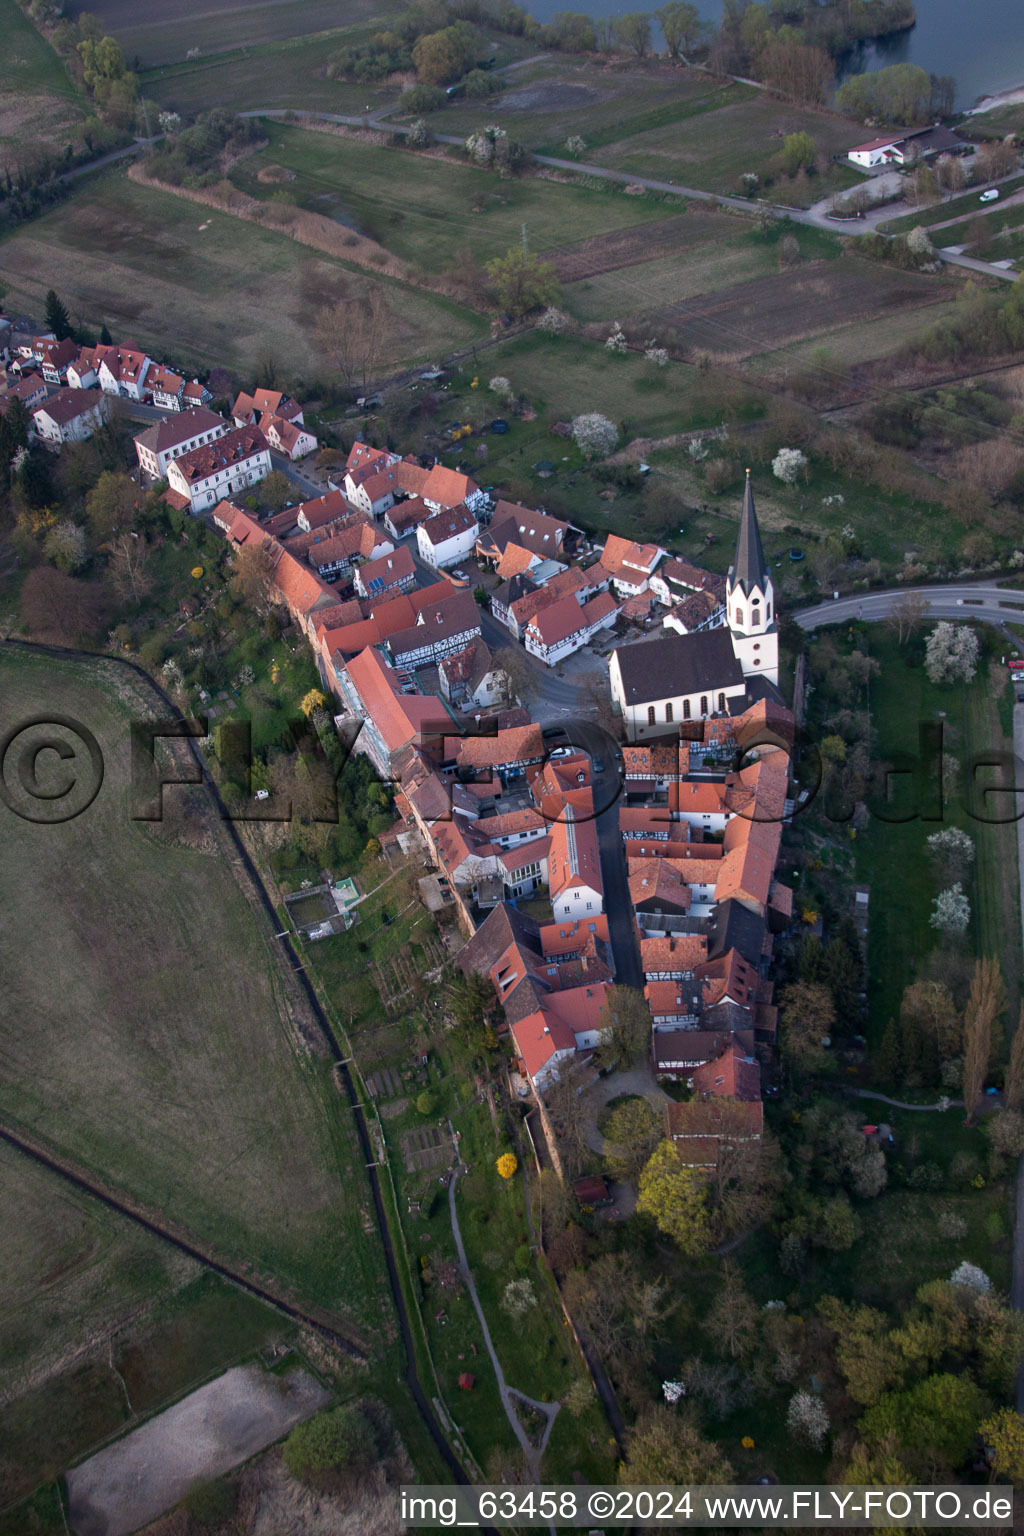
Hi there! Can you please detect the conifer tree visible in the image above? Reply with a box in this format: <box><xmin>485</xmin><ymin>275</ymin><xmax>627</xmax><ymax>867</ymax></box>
<box><xmin>44</xmin><ymin>288</ymin><xmax>73</xmax><ymax>341</ymax></box>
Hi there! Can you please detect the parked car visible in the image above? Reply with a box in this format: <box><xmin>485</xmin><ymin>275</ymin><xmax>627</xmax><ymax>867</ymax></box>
<box><xmin>980</xmin><ymin>188</ymin><xmax>1000</xmax><ymax>202</ymax></box>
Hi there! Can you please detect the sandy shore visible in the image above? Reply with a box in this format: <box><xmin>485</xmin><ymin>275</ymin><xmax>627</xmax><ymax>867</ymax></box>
<box><xmin>967</xmin><ymin>84</ymin><xmax>1024</xmax><ymax>115</ymax></box>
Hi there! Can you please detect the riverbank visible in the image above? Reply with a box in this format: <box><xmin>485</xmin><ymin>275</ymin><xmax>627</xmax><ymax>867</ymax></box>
<box><xmin>968</xmin><ymin>83</ymin><xmax>1024</xmax><ymax>115</ymax></box>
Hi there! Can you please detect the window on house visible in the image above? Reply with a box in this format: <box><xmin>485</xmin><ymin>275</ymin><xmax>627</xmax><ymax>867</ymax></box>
<box><xmin>700</xmin><ymin>696</ymin><xmax>708</xmax><ymax>716</ymax></box>
<box><xmin>683</xmin><ymin>700</ymin><xmax>691</xmax><ymax>720</ymax></box>
<box><xmin>564</xmin><ymin>904</ymin><xmax>571</xmax><ymax>913</ymax></box>
<box><xmin>647</xmin><ymin>706</ymin><xmax>656</xmax><ymax>725</ymax></box>
<box><xmin>665</xmin><ymin>702</ymin><xmax>673</xmax><ymax>722</ymax></box>
<box><xmin>766</xmin><ymin>601</ymin><xmax>771</xmax><ymax>619</ymax></box>
<box><xmin>751</xmin><ymin>606</ymin><xmax>760</xmax><ymax>627</ymax></box>
<box><xmin>735</xmin><ymin>607</ymin><xmax>744</xmax><ymax>626</ymax></box>
<box><xmin>718</xmin><ymin>693</ymin><xmax>725</xmax><ymax>712</ymax></box>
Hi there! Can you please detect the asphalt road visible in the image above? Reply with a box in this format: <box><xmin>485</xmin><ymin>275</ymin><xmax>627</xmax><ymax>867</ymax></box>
<box><xmin>795</xmin><ymin>581</ymin><xmax>1024</xmax><ymax>630</ymax></box>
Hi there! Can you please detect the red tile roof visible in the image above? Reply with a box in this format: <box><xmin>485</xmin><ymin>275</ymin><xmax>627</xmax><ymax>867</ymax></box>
<box><xmin>170</xmin><ymin>425</ymin><xmax>268</xmax><ymax>484</ymax></box>
<box><xmin>420</xmin><ymin>504</ymin><xmax>478</xmax><ymax>546</ymax></box>
<box><xmin>692</xmin><ymin>1040</ymin><xmax>761</xmax><ymax>1101</ymax></box>
<box><xmin>422</xmin><ymin>464</ymin><xmax>478</xmax><ymax>508</ymax></box>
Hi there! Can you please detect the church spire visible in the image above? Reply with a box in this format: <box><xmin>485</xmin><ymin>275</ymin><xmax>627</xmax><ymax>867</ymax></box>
<box><xmin>730</xmin><ymin>469</ymin><xmax>768</xmax><ymax>598</ymax></box>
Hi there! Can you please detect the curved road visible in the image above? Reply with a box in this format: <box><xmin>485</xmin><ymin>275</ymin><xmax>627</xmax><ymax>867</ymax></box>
<box><xmin>795</xmin><ymin>580</ymin><xmax>1024</xmax><ymax>631</ymax></box>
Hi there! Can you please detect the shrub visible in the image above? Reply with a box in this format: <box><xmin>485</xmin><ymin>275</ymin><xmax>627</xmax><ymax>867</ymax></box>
<box><xmin>513</xmin><ymin>1242</ymin><xmax>532</xmax><ymax>1272</ymax></box>
<box><xmin>416</xmin><ymin>1091</ymin><xmax>436</xmax><ymax>1116</ymax></box>
<box><xmin>282</xmin><ymin>1405</ymin><xmax>375</xmax><ymax>1481</ymax></box>
<box><xmin>496</xmin><ymin>1152</ymin><xmax>518</xmax><ymax>1179</ymax></box>
<box><xmin>398</xmin><ymin>83</ymin><xmax>445</xmax><ymax>113</ymax></box>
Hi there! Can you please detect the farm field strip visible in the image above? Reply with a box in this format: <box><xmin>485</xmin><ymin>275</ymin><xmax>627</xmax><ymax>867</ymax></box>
<box><xmin>98</xmin><ymin>0</ymin><xmax>402</xmax><ymax>67</ymax></box>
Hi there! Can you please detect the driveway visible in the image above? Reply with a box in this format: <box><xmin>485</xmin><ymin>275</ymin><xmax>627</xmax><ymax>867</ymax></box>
<box><xmin>582</xmin><ymin>1065</ymin><xmax>670</xmax><ymax>1156</ymax></box>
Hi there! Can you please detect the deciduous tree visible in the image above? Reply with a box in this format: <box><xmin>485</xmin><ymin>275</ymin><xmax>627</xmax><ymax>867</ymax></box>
<box><xmin>108</xmin><ymin>531</ymin><xmax>153</xmax><ymax>601</ymax></box>
<box><xmin>230</xmin><ymin>542</ymin><xmax>276</xmax><ymax>608</ymax></box>
<box><xmin>614</xmin><ymin>11</ymin><xmax>652</xmax><ymax>56</ymax></box>
<box><xmin>485</xmin><ymin>247</ymin><xmax>560</xmax><ymax>318</ymax></box>
<box><xmin>603</xmin><ymin>1096</ymin><xmax>662</xmax><ymax>1183</ymax></box>
<box><xmin>962</xmin><ymin>957</ymin><xmax>1006</xmax><ymax>1123</ymax></box>
<box><xmin>595</xmin><ymin>985</ymin><xmax>650</xmax><ymax>1071</ymax></box>
<box><xmin>780</xmin><ymin>980</ymin><xmax>834</xmax><ymax>1069</ymax></box>
<box><xmin>637</xmin><ymin>1139</ymin><xmax>712</xmax><ymax>1256</ymax></box>
<box><xmin>656</xmin><ymin>1</ymin><xmax>702</xmax><ymax>59</ymax></box>
<box><xmin>620</xmin><ymin>1405</ymin><xmax>734</xmax><ymax>1484</ymax></box>
<box><xmin>85</xmin><ymin>469</ymin><xmax>137</xmax><ymax>543</ymax></box>
<box><xmin>19</xmin><ymin>566</ymin><xmax>108</xmax><ymax>645</ymax></box>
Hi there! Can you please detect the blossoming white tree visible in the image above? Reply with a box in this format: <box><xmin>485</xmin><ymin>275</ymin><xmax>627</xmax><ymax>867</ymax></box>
<box><xmin>787</xmin><ymin>1391</ymin><xmax>829</xmax><ymax>1448</ymax></box>
<box><xmin>501</xmin><ymin>1278</ymin><xmax>537</xmax><ymax>1317</ymax></box>
<box><xmin>930</xmin><ymin>882</ymin><xmax>970</xmax><ymax>935</ymax></box>
<box><xmin>772</xmin><ymin>447</ymin><xmax>808</xmax><ymax>484</ymax></box>
<box><xmin>488</xmin><ymin>375</ymin><xmax>513</xmax><ymax>400</ymax></box>
<box><xmin>927</xmin><ymin>827</ymin><xmax>975</xmax><ymax>884</ymax></box>
<box><xmin>645</xmin><ymin>345</ymin><xmax>669</xmax><ymax>368</ymax></box>
<box><xmin>572</xmin><ymin>413</ymin><xmax>619</xmax><ymax>458</ymax></box>
<box><xmin>605</xmin><ymin>321</ymin><xmax>627</xmax><ymax>354</ymax></box>
<box><xmin>924</xmin><ymin>622</ymin><xmax>979</xmax><ymax>685</ymax></box>
<box><xmin>950</xmin><ymin>1261</ymin><xmax>991</xmax><ymax>1293</ymax></box>
<box><xmin>538</xmin><ymin>306</ymin><xmax>570</xmax><ymax>334</ymax></box>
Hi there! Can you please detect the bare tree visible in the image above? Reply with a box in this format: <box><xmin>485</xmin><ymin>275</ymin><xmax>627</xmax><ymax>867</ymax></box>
<box><xmin>1005</xmin><ymin>1006</ymin><xmax>1024</xmax><ymax>1112</ymax></box>
<box><xmin>20</xmin><ymin>567</ymin><xmax>108</xmax><ymax>645</ymax></box>
<box><xmin>962</xmin><ymin>958</ymin><xmax>1006</xmax><ymax>1124</ymax></box>
<box><xmin>316</xmin><ymin>287</ymin><xmax>390</xmax><ymax>393</ymax></box>
<box><xmin>108</xmin><ymin>533</ymin><xmax>153</xmax><ymax>602</ymax></box>
<box><xmin>495</xmin><ymin>644</ymin><xmax>538</xmax><ymax>707</ymax></box>
<box><xmin>885</xmin><ymin>590</ymin><xmax>930</xmax><ymax>645</ymax></box>
<box><xmin>230</xmin><ymin>542</ymin><xmax>276</xmax><ymax>609</ymax></box>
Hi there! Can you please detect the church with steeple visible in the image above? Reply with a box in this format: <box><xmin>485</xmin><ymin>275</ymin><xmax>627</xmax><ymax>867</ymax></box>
<box><xmin>609</xmin><ymin>473</ymin><xmax>782</xmax><ymax>742</ymax></box>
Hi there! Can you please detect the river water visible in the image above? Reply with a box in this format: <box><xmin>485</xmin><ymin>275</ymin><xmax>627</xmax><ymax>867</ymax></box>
<box><xmin>522</xmin><ymin>0</ymin><xmax>1024</xmax><ymax>111</ymax></box>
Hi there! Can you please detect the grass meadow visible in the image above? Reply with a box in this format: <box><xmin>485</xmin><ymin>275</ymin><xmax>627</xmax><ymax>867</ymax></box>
<box><xmin>0</xmin><ymin>168</ymin><xmax>485</xmax><ymax>378</ymax></box>
<box><xmin>0</xmin><ymin>648</ymin><xmax>388</xmax><ymax>1331</ymax></box>
<box><xmin>841</xmin><ymin>628</ymin><xmax>1022</xmax><ymax>1042</ymax></box>
<box><xmin>230</xmin><ymin>122</ymin><xmax>683</xmax><ymax>269</ymax></box>
<box><xmin>0</xmin><ymin>0</ymin><xmax>84</xmax><ymax>158</ymax></box>
<box><xmin>588</xmin><ymin>89</ymin><xmax>863</xmax><ymax>204</ymax></box>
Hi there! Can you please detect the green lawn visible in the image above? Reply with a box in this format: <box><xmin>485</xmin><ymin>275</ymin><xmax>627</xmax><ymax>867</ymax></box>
<box><xmin>887</xmin><ymin>173</ymin><xmax>1024</xmax><ymax>235</ymax></box>
<box><xmin>842</xmin><ymin>629</ymin><xmax>1021</xmax><ymax>1043</ymax></box>
<box><xmin>0</xmin><ymin>167</ymin><xmax>485</xmax><ymax>379</ymax></box>
<box><xmin>589</xmin><ymin>91</ymin><xmax>863</xmax><ymax>205</ymax></box>
<box><xmin>230</xmin><ymin>121</ymin><xmax>685</xmax><ymax>271</ymax></box>
<box><xmin>0</xmin><ymin>0</ymin><xmax>79</xmax><ymax>105</ymax></box>
<box><xmin>428</xmin><ymin>59</ymin><xmax>742</xmax><ymax>153</ymax></box>
<box><xmin>0</xmin><ymin>648</ymin><xmax>388</xmax><ymax>1331</ymax></box>
<box><xmin>0</xmin><ymin>0</ymin><xmax>84</xmax><ymax>157</ymax></box>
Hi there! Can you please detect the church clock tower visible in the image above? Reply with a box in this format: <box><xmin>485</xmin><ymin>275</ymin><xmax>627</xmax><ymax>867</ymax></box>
<box><xmin>727</xmin><ymin>471</ymin><xmax>778</xmax><ymax>686</ymax></box>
